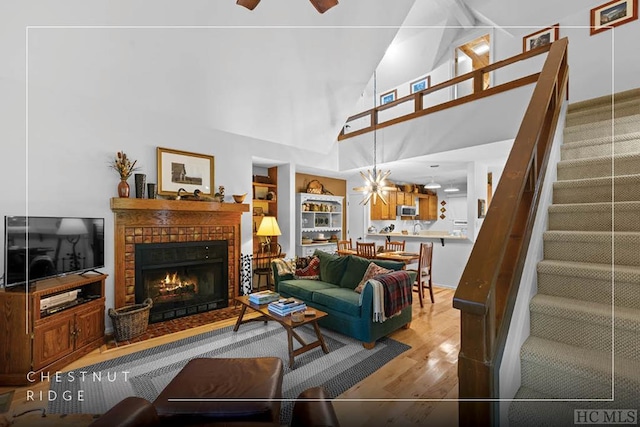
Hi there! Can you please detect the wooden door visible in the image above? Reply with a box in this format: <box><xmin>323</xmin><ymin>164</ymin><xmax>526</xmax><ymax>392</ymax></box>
<box><xmin>75</xmin><ymin>304</ymin><xmax>104</xmax><ymax>349</ymax></box>
<box><xmin>33</xmin><ymin>314</ymin><xmax>75</xmax><ymax>370</ymax></box>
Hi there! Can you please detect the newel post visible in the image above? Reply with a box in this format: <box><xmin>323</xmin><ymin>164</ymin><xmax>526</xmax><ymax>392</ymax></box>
<box><xmin>457</xmin><ymin>305</ymin><xmax>495</xmax><ymax>426</ymax></box>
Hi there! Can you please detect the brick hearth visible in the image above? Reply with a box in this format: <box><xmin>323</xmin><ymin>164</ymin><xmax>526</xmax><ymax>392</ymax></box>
<box><xmin>110</xmin><ymin>198</ymin><xmax>249</xmax><ymax>309</ymax></box>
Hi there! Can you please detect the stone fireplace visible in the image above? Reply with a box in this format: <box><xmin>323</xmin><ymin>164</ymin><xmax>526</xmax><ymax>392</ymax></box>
<box><xmin>110</xmin><ymin>198</ymin><xmax>249</xmax><ymax>313</ymax></box>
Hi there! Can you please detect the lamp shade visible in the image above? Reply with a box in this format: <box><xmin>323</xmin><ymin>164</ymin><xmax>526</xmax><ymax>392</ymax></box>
<box><xmin>424</xmin><ymin>178</ymin><xmax>441</xmax><ymax>190</ymax></box>
<box><xmin>256</xmin><ymin>216</ymin><xmax>281</xmax><ymax>237</ymax></box>
<box><xmin>57</xmin><ymin>218</ymin><xmax>89</xmax><ymax>236</ymax></box>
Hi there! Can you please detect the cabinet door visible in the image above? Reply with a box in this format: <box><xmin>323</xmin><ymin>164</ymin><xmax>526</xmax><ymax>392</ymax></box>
<box><xmin>33</xmin><ymin>314</ymin><xmax>75</xmax><ymax>370</ymax></box>
<box><xmin>75</xmin><ymin>304</ymin><xmax>104</xmax><ymax>349</ymax></box>
<box><xmin>429</xmin><ymin>195</ymin><xmax>438</xmax><ymax>219</ymax></box>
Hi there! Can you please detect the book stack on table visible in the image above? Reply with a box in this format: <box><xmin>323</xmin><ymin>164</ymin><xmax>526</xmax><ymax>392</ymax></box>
<box><xmin>268</xmin><ymin>298</ymin><xmax>307</xmax><ymax>317</ymax></box>
<box><xmin>249</xmin><ymin>290</ymin><xmax>280</xmax><ymax>305</ymax></box>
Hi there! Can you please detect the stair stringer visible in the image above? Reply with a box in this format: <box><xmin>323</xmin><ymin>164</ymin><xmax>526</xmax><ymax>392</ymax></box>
<box><xmin>497</xmin><ymin>103</ymin><xmax>568</xmax><ymax>426</ymax></box>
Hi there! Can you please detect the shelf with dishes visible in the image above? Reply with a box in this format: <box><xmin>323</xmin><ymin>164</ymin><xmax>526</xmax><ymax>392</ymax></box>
<box><xmin>296</xmin><ymin>193</ymin><xmax>344</xmax><ymax>257</ymax></box>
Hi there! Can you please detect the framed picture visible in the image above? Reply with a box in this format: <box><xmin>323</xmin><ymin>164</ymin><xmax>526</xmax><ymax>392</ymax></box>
<box><xmin>522</xmin><ymin>24</ymin><xmax>559</xmax><ymax>52</ymax></box>
<box><xmin>157</xmin><ymin>147</ymin><xmax>214</xmax><ymax>196</ymax></box>
<box><xmin>478</xmin><ymin>199</ymin><xmax>486</xmax><ymax>219</ymax></box>
<box><xmin>590</xmin><ymin>0</ymin><xmax>638</xmax><ymax>35</ymax></box>
<box><xmin>379</xmin><ymin>89</ymin><xmax>397</xmax><ymax>105</ymax></box>
<box><xmin>410</xmin><ymin>75</ymin><xmax>431</xmax><ymax>94</ymax></box>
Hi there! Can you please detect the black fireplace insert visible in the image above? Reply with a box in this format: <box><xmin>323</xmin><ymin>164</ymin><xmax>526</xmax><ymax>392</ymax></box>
<box><xmin>135</xmin><ymin>240</ymin><xmax>228</xmax><ymax>323</ymax></box>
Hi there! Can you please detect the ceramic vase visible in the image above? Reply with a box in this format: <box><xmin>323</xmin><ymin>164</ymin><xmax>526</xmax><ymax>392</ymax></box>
<box><xmin>134</xmin><ymin>173</ymin><xmax>146</xmax><ymax>198</ymax></box>
<box><xmin>118</xmin><ymin>179</ymin><xmax>130</xmax><ymax>198</ymax></box>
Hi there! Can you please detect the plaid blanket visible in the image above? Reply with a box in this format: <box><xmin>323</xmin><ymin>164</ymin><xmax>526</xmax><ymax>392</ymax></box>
<box><xmin>271</xmin><ymin>258</ymin><xmax>295</xmax><ymax>276</ymax></box>
<box><xmin>367</xmin><ymin>270</ymin><xmax>412</xmax><ymax>322</ymax></box>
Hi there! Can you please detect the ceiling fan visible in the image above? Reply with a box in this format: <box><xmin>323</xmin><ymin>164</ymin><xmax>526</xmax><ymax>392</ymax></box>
<box><xmin>236</xmin><ymin>0</ymin><xmax>339</xmax><ymax>14</ymax></box>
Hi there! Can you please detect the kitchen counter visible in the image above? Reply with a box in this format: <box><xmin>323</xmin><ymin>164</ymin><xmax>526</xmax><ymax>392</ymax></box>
<box><xmin>367</xmin><ymin>231</ymin><xmax>468</xmax><ymax>245</ymax></box>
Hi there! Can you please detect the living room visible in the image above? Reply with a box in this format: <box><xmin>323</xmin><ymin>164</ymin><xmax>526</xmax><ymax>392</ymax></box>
<box><xmin>1</xmin><ymin>0</ymin><xmax>639</xmax><ymax>425</ymax></box>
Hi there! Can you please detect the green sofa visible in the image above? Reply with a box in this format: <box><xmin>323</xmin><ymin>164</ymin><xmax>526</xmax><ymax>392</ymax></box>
<box><xmin>272</xmin><ymin>250</ymin><xmax>413</xmax><ymax>348</ymax></box>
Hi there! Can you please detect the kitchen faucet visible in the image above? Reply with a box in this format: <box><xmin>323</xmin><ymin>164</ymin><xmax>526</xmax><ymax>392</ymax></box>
<box><xmin>413</xmin><ymin>222</ymin><xmax>423</xmax><ymax>235</ymax></box>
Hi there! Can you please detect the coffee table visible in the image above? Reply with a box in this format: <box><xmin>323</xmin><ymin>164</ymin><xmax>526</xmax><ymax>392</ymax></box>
<box><xmin>233</xmin><ymin>295</ymin><xmax>329</xmax><ymax>368</ymax></box>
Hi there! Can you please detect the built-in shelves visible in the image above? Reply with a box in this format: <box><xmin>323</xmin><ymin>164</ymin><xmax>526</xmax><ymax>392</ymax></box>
<box><xmin>296</xmin><ymin>193</ymin><xmax>344</xmax><ymax>257</ymax></box>
<box><xmin>252</xmin><ymin>167</ymin><xmax>278</xmax><ymax>254</ymax></box>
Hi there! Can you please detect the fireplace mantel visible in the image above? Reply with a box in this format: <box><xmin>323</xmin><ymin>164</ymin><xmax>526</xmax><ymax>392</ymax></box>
<box><xmin>110</xmin><ymin>198</ymin><xmax>250</xmax><ymax>213</ymax></box>
<box><xmin>110</xmin><ymin>198</ymin><xmax>249</xmax><ymax>309</ymax></box>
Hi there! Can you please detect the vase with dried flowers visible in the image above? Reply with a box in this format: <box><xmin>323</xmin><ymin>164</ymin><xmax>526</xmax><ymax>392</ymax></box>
<box><xmin>110</xmin><ymin>151</ymin><xmax>139</xmax><ymax>198</ymax></box>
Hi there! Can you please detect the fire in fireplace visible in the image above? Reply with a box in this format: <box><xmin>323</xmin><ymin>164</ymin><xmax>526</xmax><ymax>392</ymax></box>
<box><xmin>135</xmin><ymin>240</ymin><xmax>228</xmax><ymax>323</ymax></box>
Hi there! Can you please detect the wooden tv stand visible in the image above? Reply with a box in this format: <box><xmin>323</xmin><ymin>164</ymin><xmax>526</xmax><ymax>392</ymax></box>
<box><xmin>0</xmin><ymin>273</ymin><xmax>107</xmax><ymax>385</ymax></box>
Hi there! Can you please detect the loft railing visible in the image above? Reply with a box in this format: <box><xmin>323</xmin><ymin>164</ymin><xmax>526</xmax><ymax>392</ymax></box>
<box><xmin>452</xmin><ymin>37</ymin><xmax>569</xmax><ymax>426</ymax></box>
<box><xmin>339</xmin><ymin>42</ymin><xmax>556</xmax><ymax>141</ymax></box>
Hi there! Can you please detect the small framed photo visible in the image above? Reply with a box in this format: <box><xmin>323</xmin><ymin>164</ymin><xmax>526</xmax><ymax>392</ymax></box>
<box><xmin>379</xmin><ymin>89</ymin><xmax>397</xmax><ymax>105</ymax></box>
<box><xmin>410</xmin><ymin>76</ymin><xmax>431</xmax><ymax>94</ymax></box>
<box><xmin>590</xmin><ymin>0</ymin><xmax>638</xmax><ymax>35</ymax></box>
<box><xmin>522</xmin><ymin>24</ymin><xmax>560</xmax><ymax>52</ymax></box>
<box><xmin>157</xmin><ymin>147</ymin><xmax>214</xmax><ymax>196</ymax></box>
<box><xmin>478</xmin><ymin>199</ymin><xmax>486</xmax><ymax>219</ymax></box>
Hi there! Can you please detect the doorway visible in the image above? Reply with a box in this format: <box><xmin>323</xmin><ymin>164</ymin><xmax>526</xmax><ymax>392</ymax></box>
<box><xmin>454</xmin><ymin>33</ymin><xmax>491</xmax><ymax>98</ymax></box>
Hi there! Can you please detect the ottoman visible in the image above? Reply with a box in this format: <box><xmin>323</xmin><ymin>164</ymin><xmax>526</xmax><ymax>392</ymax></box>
<box><xmin>153</xmin><ymin>357</ymin><xmax>284</xmax><ymax>426</ymax></box>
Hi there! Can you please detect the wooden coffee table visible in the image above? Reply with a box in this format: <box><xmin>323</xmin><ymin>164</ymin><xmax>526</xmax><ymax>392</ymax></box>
<box><xmin>233</xmin><ymin>295</ymin><xmax>329</xmax><ymax>368</ymax></box>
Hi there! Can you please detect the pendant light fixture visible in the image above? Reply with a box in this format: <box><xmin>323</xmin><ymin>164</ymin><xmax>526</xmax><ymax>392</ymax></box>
<box><xmin>443</xmin><ymin>183</ymin><xmax>460</xmax><ymax>193</ymax></box>
<box><xmin>424</xmin><ymin>177</ymin><xmax>441</xmax><ymax>190</ymax></box>
<box><xmin>352</xmin><ymin>71</ymin><xmax>397</xmax><ymax>205</ymax></box>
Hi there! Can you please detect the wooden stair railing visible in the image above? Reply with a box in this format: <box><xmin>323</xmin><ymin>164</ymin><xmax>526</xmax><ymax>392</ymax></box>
<box><xmin>452</xmin><ymin>37</ymin><xmax>569</xmax><ymax>426</ymax></box>
<box><xmin>339</xmin><ymin>42</ymin><xmax>556</xmax><ymax>141</ymax></box>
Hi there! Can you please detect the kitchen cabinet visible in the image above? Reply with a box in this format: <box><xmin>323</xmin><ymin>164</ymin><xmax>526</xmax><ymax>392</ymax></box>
<box><xmin>370</xmin><ymin>191</ymin><xmax>397</xmax><ymax>220</ymax></box>
<box><xmin>417</xmin><ymin>194</ymin><xmax>438</xmax><ymax>221</ymax></box>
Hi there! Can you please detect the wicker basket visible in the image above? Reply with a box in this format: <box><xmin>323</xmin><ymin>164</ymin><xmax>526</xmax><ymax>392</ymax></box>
<box><xmin>108</xmin><ymin>298</ymin><xmax>153</xmax><ymax>341</ymax></box>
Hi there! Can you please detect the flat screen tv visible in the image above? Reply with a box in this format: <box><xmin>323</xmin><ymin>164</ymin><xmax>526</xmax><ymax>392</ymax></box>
<box><xmin>3</xmin><ymin>216</ymin><xmax>105</xmax><ymax>288</ymax></box>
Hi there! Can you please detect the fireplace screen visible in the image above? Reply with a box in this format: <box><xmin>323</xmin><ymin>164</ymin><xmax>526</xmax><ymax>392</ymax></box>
<box><xmin>135</xmin><ymin>240</ymin><xmax>228</xmax><ymax>323</ymax></box>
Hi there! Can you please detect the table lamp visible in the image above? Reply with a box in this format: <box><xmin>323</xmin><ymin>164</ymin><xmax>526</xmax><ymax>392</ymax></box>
<box><xmin>256</xmin><ymin>216</ymin><xmax>281</xmax><ymax>253</ymax></box>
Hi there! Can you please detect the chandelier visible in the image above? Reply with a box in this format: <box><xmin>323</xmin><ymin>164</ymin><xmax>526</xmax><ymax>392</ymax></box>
<box><xmin>352</xmin><ymin>71</ymin><xmax>397</xmax><ymax>205</ymax></box>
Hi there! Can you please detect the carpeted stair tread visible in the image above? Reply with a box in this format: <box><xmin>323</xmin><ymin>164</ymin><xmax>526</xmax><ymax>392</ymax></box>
<box><xmin>565</xmin><ymin>97</ymin><xmax>640</xmax><ymax>127</ymax></box>
<box><xmin>547</xmin><ymin>201</ymin><xmax>640</xmax><ymax>232</ymax></box>
<box><xmin>564</xmin><ymin>114</ymin><xmax>640</xmax><ymax>143</ymax></box>
<box><xmin>520</xmin><ymin>336</ymin><xmax>640</xmax><ymax>402</ymax></box>
<box><xmin>557</xmin><ymin>152</ymin><xmax>640</xmax><ymax>180</ymax></box>
<box><xmin>543</xmin><ymin>230</ymin><xmax>640</xmax><ymax>266</ymax></box>
<box><xmin>509</xmin><ymin>386</ymin><xmax>575</xmax><ymax>427</ymax></box>
<box><xmin>567</xmin><ymin>88</ymin><xmax>640</xmax><ymax>113</ymax></box>
<box><xmin>530</xmin><ymin>294</ymin><xmax>640</xmax><ymax>359</ymax></box>
<box><xmin>537</xmin><ymin>260</ymin><xmax>640</xmax><ymax>309</ymax></box>
<box><xmin>509</xmin><ymin>386</ymin><xmax>639</xmax><ymax>427</ymax></box>
<box><xmin>537</xmin><ymin>259</ymin><xmax>640</xmax><ymax>283</ymax></box>
<box><xmin>552</xmin><ymin>174</ymin><xmax>640</xmax><ymax>204</ymax></box>
<box><xmin>560</xmin><ymin>131</ymin><xmax>640</xmax><ymax>161</ymax></box>
<box><xmin>531</xmin><ymin>294</ymin><xmax>640</xmax><ymax>333</ymax></box>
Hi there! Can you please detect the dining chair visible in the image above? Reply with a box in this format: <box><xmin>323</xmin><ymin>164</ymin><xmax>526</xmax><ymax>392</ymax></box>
<box><xmin>384</xmin><ymin>240</ymin><xmax>405</xmax><ymax>252</ymax></box>
<box><xmin>253</xmin><ymin>242</ymin><xmax>282</xmax><ymax>291</ymax></box>
<box><xmin>408</xmin><ymin>242</ymin><xmax>433</xmax><ymax>307</ymax></box>
<box><xmin>356</xmin><ymin>241</ymin><xmax>377</xmax><ymax>259</ymax></box>
<box><xmin>337</xmin><ymin>238</ymin><xmax>352</xmax><ymax>252</ymax></box>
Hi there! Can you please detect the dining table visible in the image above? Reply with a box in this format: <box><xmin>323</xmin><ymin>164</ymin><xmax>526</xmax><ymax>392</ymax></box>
<box><xmin>337</xmin><ymin>249</ymin><xmax>420</xmax><ymax>265</ymax></box>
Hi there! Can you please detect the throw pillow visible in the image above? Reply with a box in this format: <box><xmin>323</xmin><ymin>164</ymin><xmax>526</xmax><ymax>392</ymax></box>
<box><xmin>355</xmin><ymin>262</ymin><xmax>392</xmax><ymax>293</ymax></box>
<box><xmin>294</xmin><ymin>256</ymin><xmax>320</xmax><ymax>280</ymax></box>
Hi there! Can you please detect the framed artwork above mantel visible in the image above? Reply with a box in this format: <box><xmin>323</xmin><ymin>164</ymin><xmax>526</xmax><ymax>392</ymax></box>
<box><xmin>157</xmin><ymin>147</ymin><xmax>214</xmax><ymax>196</ymax></box>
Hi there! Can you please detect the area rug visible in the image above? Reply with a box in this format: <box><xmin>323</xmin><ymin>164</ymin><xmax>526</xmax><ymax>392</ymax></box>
<box><xmin>47</xmin><ymin>322</ymin><xmax>410</xmax><ymax>424</ymax></box>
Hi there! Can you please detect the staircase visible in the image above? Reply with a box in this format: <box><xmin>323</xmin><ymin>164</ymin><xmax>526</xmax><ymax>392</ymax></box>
<box><xmin>508</xmin><ymin>88</ymin><xmax>640</xmax><ymax>426</ymax></box>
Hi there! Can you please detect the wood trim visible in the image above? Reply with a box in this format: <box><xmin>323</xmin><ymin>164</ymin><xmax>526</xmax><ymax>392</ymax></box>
<box><xmin>338</xmin><ymin>41</ymin><xmax>553</xmax><ymax>142</ymax></box>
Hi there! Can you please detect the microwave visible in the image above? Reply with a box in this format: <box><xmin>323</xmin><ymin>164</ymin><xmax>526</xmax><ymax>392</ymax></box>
<box><xmin>396</xmin><ymin>205</ymin><xmax>417</xmax><ymax>216</ymax></box>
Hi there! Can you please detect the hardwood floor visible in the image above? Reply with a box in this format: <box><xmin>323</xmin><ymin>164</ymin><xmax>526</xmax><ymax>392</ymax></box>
<box><xmin>0</xmin><ymin>287</ymin><xmax>460</xmax><ymax>426</ymax></box>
